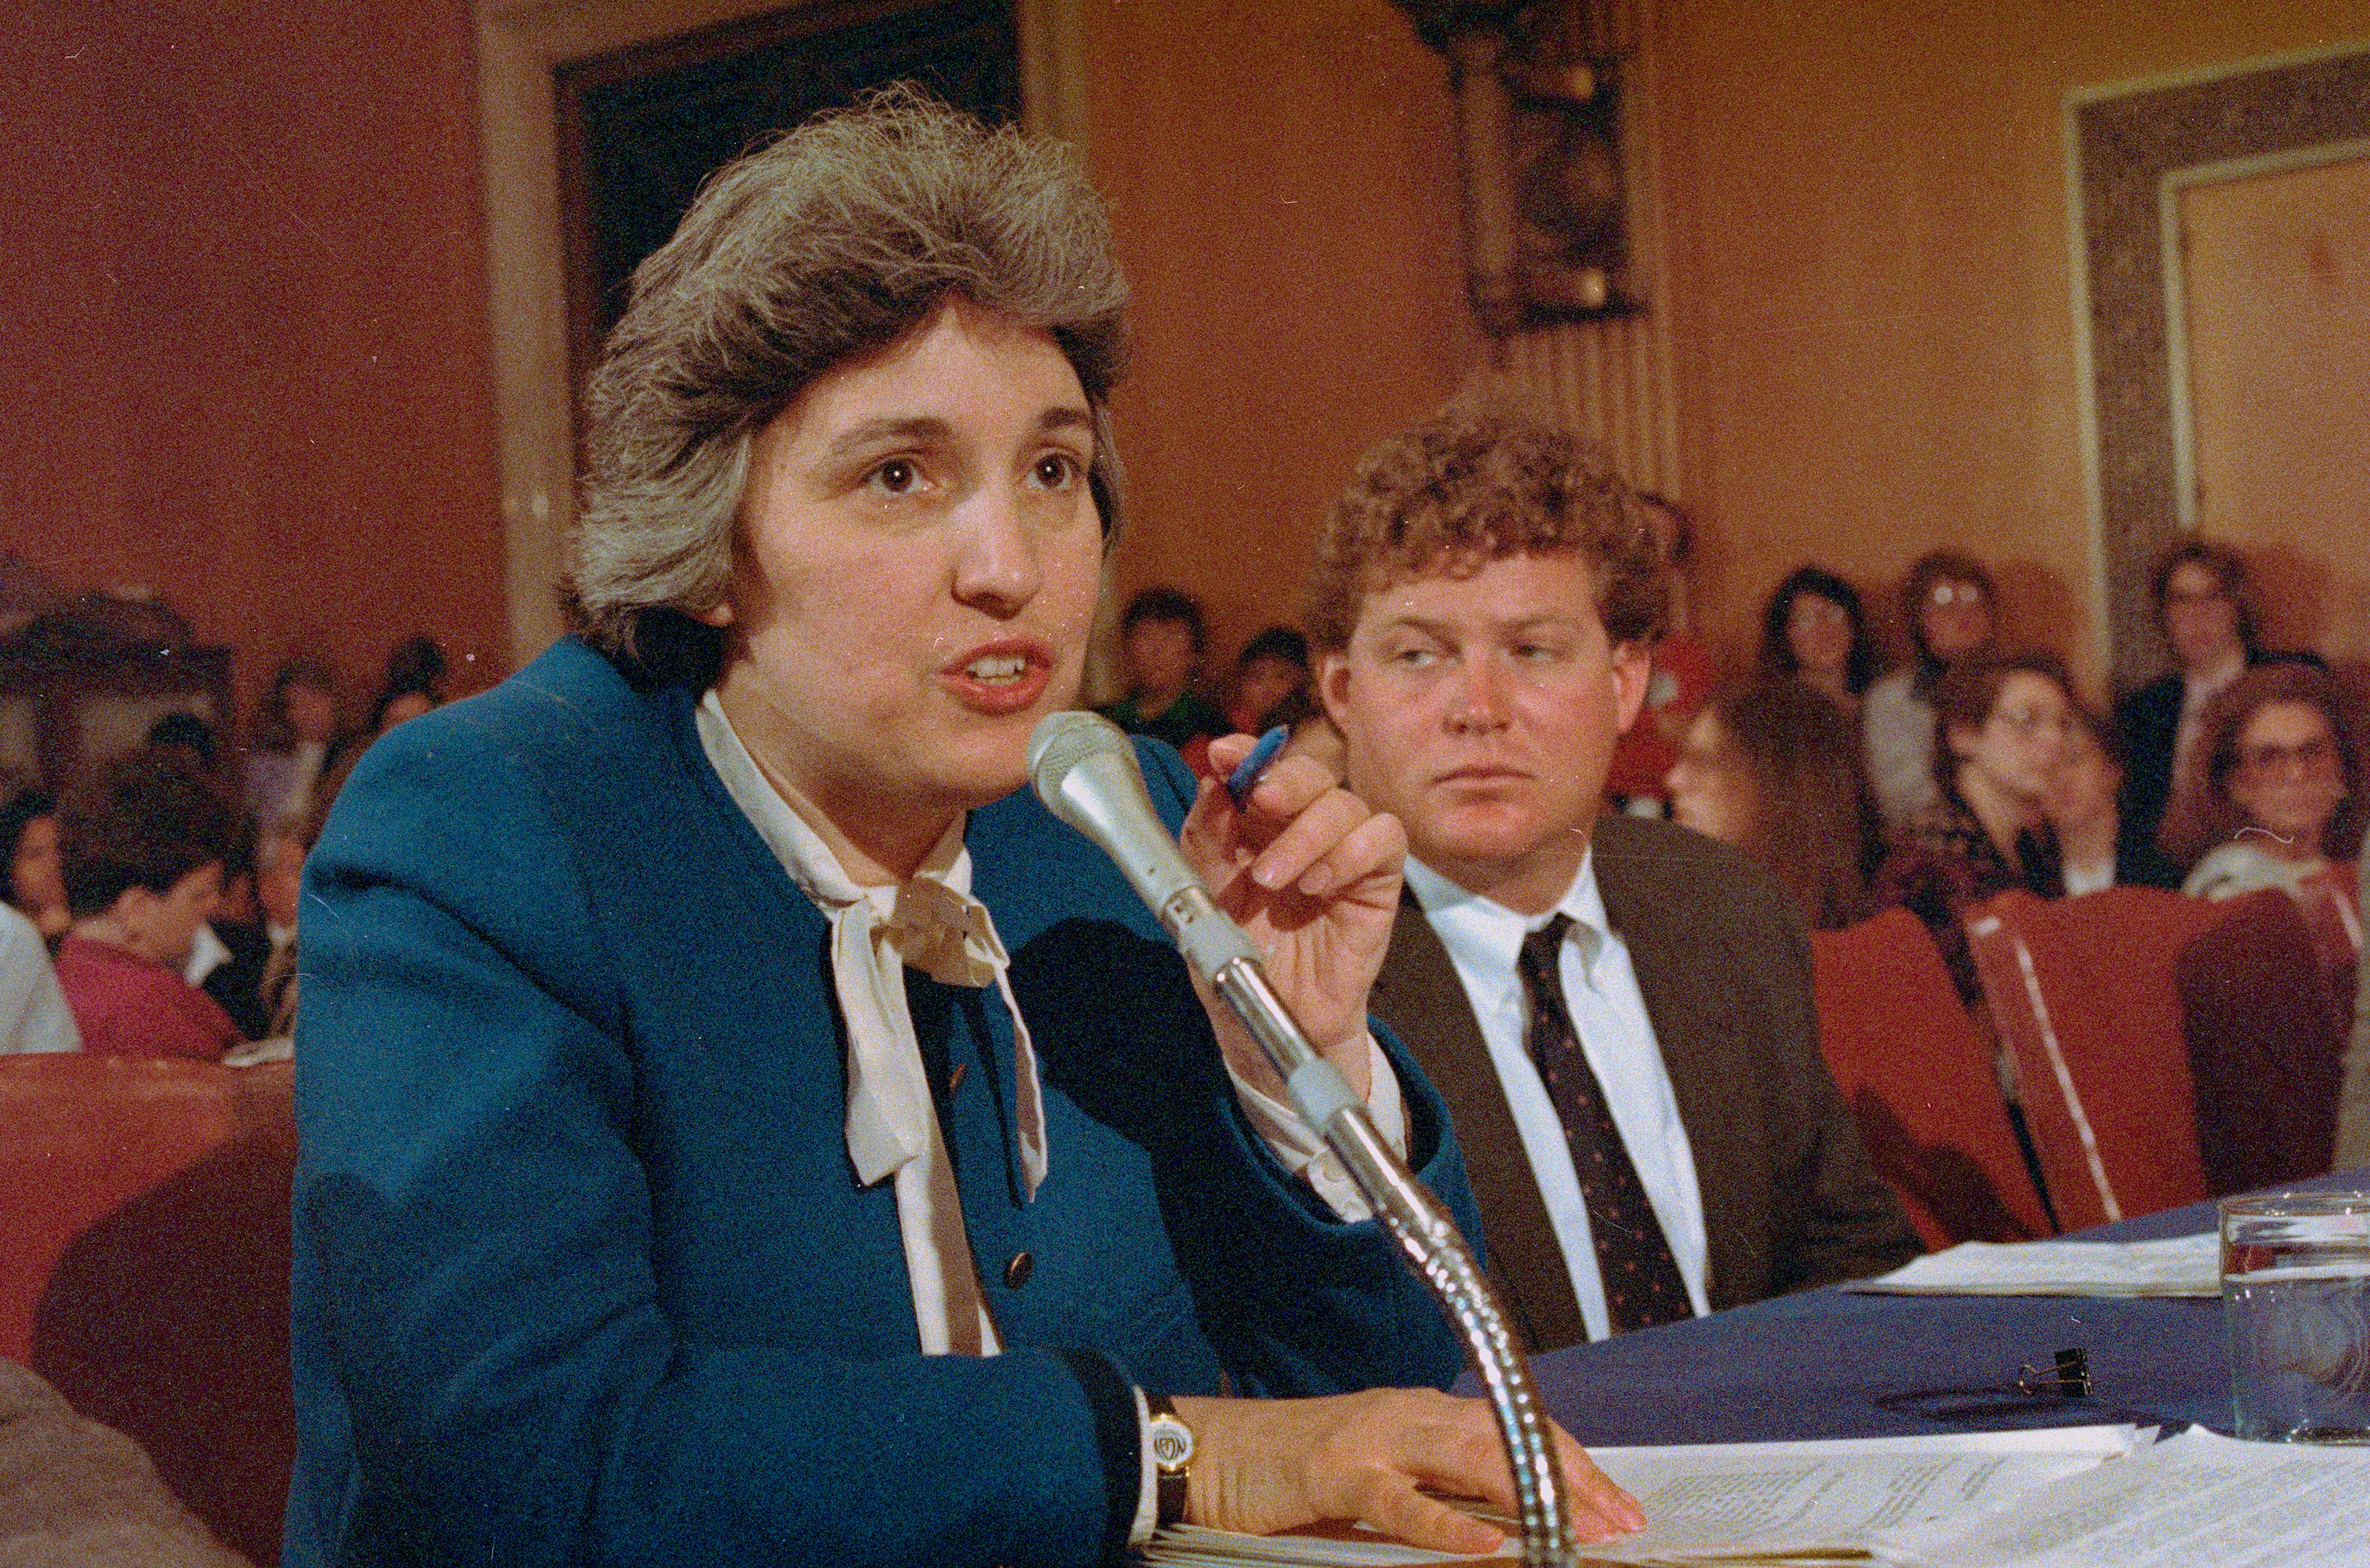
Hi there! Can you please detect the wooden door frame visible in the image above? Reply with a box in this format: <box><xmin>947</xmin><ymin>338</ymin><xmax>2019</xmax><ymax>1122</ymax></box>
<box><xmin>2063</xmin><ymin>40</ymin><xmax>2370</xmax><ymax>693</ymax></box>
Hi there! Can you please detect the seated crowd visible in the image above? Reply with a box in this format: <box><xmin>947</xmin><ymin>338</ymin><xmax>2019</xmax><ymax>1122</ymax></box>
<box><xmin>0</xmin><ymin>634</ymin><xmax>450</xmax><ymax>1062</ymax></box>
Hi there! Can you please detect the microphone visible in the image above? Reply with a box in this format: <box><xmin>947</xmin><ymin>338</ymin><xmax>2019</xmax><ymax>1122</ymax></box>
<box><xmin>1025</xmin><ymin>711</ymin><xmax>1358</xmax><ymax>1129</ymax></box>
<box><xmin>1025</xmin><ymin>712</ymin><xmax>1576</xmax><ymax>1566</ymax></box>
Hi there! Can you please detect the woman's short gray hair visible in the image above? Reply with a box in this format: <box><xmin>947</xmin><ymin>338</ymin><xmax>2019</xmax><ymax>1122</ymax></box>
<box><xmin>568</xmin><ymin>84</ymin><xmax>1129</xmax><ymax>677</ymax></box>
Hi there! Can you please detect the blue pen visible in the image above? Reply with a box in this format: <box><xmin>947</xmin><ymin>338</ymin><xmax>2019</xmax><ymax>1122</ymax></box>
<box><xmin>1226</xmin><ymin>724</ymin><xmax>1293</xmax><ymax>807</ymax></box>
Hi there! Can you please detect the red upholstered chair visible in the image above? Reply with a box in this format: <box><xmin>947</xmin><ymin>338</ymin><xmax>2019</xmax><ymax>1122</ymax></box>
<box><xmin>1965</xmin><ymin>886</ymin><xmax>2226</xmax><ymax>1231</ymax></box>
<box><xmin>0</xmin><ymin>1057</ymin><xmax>244</xmax><ymax>1366</ymax></box>
<box><xmin>1808</xmin><ymin>907</ymin><xmax>2053</xmax><ymax>1248</ymax></box>
<box><xmin>0</xmin><ymin>1056</ymin><xmax>295</xmax><ymax>1567</ymax></box>
<box><xmin>2177</xmin><ymin>888</ymin><xmax>2347</xmax><ymax>1196</ymax></box>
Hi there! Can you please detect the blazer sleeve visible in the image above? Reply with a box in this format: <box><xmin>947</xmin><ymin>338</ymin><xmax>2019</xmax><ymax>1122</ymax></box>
<box><xmin>290</xmin><ymin>741</ymin><xmax>1127</xmax><ymax>1568</ymax></box>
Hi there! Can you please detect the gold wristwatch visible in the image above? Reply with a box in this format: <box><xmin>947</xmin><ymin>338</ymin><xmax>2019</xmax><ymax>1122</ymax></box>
<box><xmin>1143</xmin><ymin>1391</ymin><xmax>1194</xmax><ymax>1529</ymax></box>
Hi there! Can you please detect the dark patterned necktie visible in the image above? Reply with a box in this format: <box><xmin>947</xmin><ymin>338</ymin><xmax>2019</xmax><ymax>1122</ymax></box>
<box><xmin>1517</xmin><ymin>915</ymin><xmax>1694</xmax><ymax>1334</ymax></box>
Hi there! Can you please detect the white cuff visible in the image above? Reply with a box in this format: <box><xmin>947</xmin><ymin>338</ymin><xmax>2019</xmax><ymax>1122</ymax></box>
<box><xmin>1128</xmin><ymin>1385</ymin><xmax>1158</xmax><ymax>1544</ymax></box>
<box><xmin>1228</xmin><ymin>1034</ymin><xmax>1408</xmax><ymax>1222</ymax></box>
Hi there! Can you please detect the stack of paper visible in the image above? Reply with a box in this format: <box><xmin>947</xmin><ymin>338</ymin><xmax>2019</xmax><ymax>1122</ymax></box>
<box><xmin>1140</xmin><ymin>1426</ymin><xmax>2141</xmax><ymax>1566</ymax></box>
<box><xmin>1842</xmin><ymin>1232</ymin><xmax>2221</xmax><ymax>1298</ymax></box>
<box><xmin>1876</xmin><ymin>1426</ymin><xmax>2370</xmax><ymax>1566</ymax></box>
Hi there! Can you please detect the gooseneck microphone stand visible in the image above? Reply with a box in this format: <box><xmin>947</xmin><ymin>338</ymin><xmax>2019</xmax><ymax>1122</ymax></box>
<box><xmin>1028</xmin><ymin>714</ymin><xmax>1579</xmax><ymax>1567</ymax></box>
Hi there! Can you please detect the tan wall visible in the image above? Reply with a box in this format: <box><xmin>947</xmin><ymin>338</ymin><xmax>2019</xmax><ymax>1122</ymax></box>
<box><xmin>1653</xmin><ymin>0</ymin><xmax>2367</xmax><ymax>697</ymax></box>
<box><xmin>8</xmin><ymin>0</ymin><xmax>2360</xmax><ymax>733</ymax></box>
<box><xmin>1079</xmin><ymin>0</ymin><xmax>1484</xmax><ymax>674</ymax></box>
<box><xmin>0</xmin><ymin>0</ymin><xmax>508</xmax><ymax>737</ymax></box>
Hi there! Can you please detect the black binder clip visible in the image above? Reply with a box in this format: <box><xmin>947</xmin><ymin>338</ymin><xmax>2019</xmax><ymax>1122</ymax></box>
<box><xmin>2014</xmin><ymin>1348</ymin><xmax>2092</xmax><ymax>1399</ymax></box>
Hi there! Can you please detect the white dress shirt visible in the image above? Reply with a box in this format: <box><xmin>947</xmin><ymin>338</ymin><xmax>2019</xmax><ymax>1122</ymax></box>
<box><xmin>1404</xmin><ymin>852</ymin><xmax>1711</xmax><ymax>1341</ymax></box>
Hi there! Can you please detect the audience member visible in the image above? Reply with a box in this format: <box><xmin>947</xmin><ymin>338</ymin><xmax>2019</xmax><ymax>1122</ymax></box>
<box><xmin>1603</xmin><ymin>493</ymin><xmax>1715</xmax><ymax>808</ymax></box>
<box><xmin>144</xmin><ymin>711</ymin><xmax>221</xmax><ymax>779</ymax></box>
<box><xmin>1222</xmin><ymin>626</ymin><xmax>1315</xmax><ymax>736</ymax></box>
<box><xmin>1757</xmin><ymin>567</ymin><xmax>1880</xmax><ymax>715</ymax></box>
<box><xmin>2044</xmin><ymin>707</ymin><xmax>2182</xmax><ymax>896</ymax></box>
<box><xmin>1100</xmin><ymin>586</ymin><xmax>1226</xmax><ymax>763</ymax></box>
<box><xmin>53</xmin><ymin>749</ymin><xmax>243</xmax><ymax>1060</ymax></box>
<box><xmin>2117</xmin><ymin>540</ymin><xmax>2325</xmax><ymax>869</ymax></box>
<box><xmin>2160</xmin><ymin>662</ymin><xmax>2364</xmax><ymax>902</ymax></box>
<box><xmin>1861</xmin><ymin>550</ymin><xmax>2000</xmax><ymax>831</ymax></box>
<box><xmin>0</xmin><ymin>900</ymin><xmax>79</xmax><ymax>1053</ymax></box>
<box><xmin>1664</xmin><ymin>679</ymin><xmax>1884</xmax><ymax>931</ymax></box>
<box><xmin>362</xmin><ymin>633</ymin><xmax>450</xmax><ymax>736</ymax></box>
<box><xmin>1876</xmin><ymin>652</ymin><xmax>2073</xmax><ymax>1005</ymax></box>
<box><xmin>195</xmin><ymin>815</ymin><xmax>275</xmax><ymax>1040</ymax></box>
<box><xmin>2335</xmin><ymin>840</ymin><xmax>2370</xmax><ymax>1170</ymax></box>
<box><xmin>1</xmin><ymin>780</ymin><xmax>68</xmax><ymax>944</ymax></box>
<box><xmin>251</xmin><ymin>818</ymin><xmax>307</xmax><ymax>1037</ymax></box>
<box><xmin>1314</xmin><ymin>409</ymin><xmax>1916</xmax><ymax>1352</ymax></box>
<box><xmin>286</xmin><ymin>91</ymin><xmax>1637</xmax><ymax>1568</ymax></box>
<box><xmin>242</xmin><ymin>657</ymin><xmax>341</xmax><ymax>829</ymax></box>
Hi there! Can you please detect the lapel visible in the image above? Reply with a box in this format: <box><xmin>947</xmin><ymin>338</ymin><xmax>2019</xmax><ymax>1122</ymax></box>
<box><xmin>1371</xmin><ymin>892</ymin><xmax>1585</xmax><ymax>1352</ymax></box>
<box><xmin>1590</xmin><ymin>814</ymin><xmax>1752</xmax><ymax>1305</ymax></box>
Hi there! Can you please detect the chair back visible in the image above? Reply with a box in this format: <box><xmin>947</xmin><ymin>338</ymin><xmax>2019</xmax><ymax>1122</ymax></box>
<box><xmin>2176</xmin><ymin>888</ymin><xmax>2346</xmax><ymax>1195</ymax></box>
<box><xmin>0</xmin><ymin>1055</ymin><xmax>295</xmax><ymax>1567</ymax></box>
<box><xmin>1966</xmin><ymin>886</ymin><xmax>2224</xmax><ymax>1230</ymax></box>
<box><xmin>2290</xmin><ymin>860</ymin><xmax>2362</xmax><ymax>1024</ymax></box>
<box><xmin>0</xmin><ymin>1056</ymin><xmax>245</xmax><ymax>1364</ymax></box>
<box><xmin>1808</xmin><ymin>907</ymin><xmax>2053</xmax><ymax>1247</ymax></box>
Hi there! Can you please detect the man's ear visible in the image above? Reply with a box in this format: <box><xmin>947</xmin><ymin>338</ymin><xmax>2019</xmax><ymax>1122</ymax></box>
<box><xmin>1610</xmin><ymin>640</ymin><xmax>1653</xmax><ymax>735</ymax></box>
<box><xmin>1316</xmin><ymin>650</ymin><xmax>1354</xmax><ymax>729</ymax></box>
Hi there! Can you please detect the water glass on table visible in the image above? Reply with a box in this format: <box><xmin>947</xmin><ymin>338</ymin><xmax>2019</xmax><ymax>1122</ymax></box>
<box><xmin>2221</xmin><ymin>1190</ymin><xmax>2370</xmax><ymax>1443</ymax></box>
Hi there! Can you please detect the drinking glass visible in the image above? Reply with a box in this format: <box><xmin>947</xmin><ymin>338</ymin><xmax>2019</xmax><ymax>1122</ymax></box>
<box><xmin>2221</xmin><ymin>1190</ymin><xmax>2370</xmax><ymax>1443</ymax></box>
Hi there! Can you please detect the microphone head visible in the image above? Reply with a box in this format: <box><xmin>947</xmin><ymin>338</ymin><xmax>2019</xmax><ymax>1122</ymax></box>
<box><xmin>1027</xmin><ymin>709</ymin><xmax>1136</xmax><ymax>806</ymax></box>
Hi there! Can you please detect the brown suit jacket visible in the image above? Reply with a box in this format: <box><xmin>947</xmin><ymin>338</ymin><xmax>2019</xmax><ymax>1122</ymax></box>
<box><xmin>1371</xmin><ymin>813</ymin><xmax>1918</xmax><ymax>1351</ymax></box>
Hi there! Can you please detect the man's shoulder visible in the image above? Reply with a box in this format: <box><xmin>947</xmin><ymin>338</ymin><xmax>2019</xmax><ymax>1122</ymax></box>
<box><xmin>1591</xmin><ymin>815</ymin><xmax>1804</xmax><ymax>955</ymax></box>
<box><xmin>1591</xmin><ymin>813</ymin><xmax>1778</xmax><ymax>896</ymax></box>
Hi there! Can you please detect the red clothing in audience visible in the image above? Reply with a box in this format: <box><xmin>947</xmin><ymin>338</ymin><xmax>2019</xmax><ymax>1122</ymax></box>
<box><xmin>52</xmin><ymin>935</ymin><xmax>241</xmax><ymax>1060</ymax></box>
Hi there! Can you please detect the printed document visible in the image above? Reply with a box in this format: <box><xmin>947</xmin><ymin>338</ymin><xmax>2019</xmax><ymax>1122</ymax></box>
<box><xmin>1843</xmin><ymin>1232</ymin><xmax>2220</xmax><ymax>1297</ymax></box>
<box><xmin>1874</xmin><ymin>1425</ymin><xmax>2370</xmax><ymax>1567</ymax></box>
<box><xmin>1139</xmin><ymin>1426</ymin><xmax>2139</xmax><ymax>1566</ymax></box>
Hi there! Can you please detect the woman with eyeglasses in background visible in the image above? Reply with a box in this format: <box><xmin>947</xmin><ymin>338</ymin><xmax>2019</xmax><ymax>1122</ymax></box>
<box><xmin>1876</xmin><ymin>651</ymin><xmax>2075</xmax><ymax>1005</ymax></box>
<box><xmin>2159</xmin><ymin>663</ymin><xmax>2364</xmax><ymax>906</ymax></box>
<box><xmin>1861</xmin><ymin>550</ymin><xmax>2002</xmax><ymax>833</ymax></box>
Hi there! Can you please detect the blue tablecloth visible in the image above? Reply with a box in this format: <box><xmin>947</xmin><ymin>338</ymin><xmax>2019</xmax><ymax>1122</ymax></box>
<box><xmin>1478</xmin><ymin>1171</ymin><xmax>2370</xmax><ymax>1447</ymax></box>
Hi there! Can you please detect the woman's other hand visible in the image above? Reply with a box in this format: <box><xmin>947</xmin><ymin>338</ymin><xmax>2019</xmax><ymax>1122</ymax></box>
<box><xmin>1172</xmin><ymin>1389</ymin><xmax>1645</xmax><ymax>1552</ymax></box>
<box><xmin>1179</xmin><ymin>731</ymin><xmax>1404</xmax><ymax>1097</ymax></box>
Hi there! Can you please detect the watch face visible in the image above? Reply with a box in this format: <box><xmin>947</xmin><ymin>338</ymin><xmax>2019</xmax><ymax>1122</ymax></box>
<box><xmin>1149</xmin><ymin>1414</ymin><xmax>1194</xmax><ymax>1471</ymax></box>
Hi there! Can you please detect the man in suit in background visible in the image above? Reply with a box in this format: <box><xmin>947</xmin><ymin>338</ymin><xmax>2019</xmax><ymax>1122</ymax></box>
<box><xmin>1310</xmin><ymin>409</ymin><xmax>1918</xmax><ymax>1351</ymax></box>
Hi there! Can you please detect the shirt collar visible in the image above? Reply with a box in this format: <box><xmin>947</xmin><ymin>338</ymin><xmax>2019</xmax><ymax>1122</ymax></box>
<box><xmin>1404</xmin><ymin>848</ymin><xmax>1610</xmax><ymax>984</ymax></box>
<box><xmin>695</xmin><ymin>689</ymin><xmax>971</xmax><ymax>913</ymax></box>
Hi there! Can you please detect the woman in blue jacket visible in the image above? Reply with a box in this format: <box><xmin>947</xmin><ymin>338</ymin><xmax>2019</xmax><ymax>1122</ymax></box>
<box><xmin>285</xmin><ymin>87</ymin><xmax>1636</xmax><ymax>1567</ymax></box>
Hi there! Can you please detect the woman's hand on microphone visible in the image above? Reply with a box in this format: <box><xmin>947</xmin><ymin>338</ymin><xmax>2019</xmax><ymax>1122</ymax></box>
<box><xmin>1171</xmin><ymin>1389</ymin><xmax>1645</xmax><ymax>1552</ymax></box>
<box><xmin>1178</xmin><ymin>731</ymin><xmax>1404</xmax><ymax>1097</ymax></box>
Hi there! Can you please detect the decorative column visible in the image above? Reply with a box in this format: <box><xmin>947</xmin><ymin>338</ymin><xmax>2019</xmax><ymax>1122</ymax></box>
<box><xmin>1403</xmin><ymin>0</ymin><xmax>1683</xmax><ymax>497</ymax></box>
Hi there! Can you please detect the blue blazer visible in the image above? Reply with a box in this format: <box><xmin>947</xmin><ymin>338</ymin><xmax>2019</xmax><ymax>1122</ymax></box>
<box><xmin>284</xmin><ymin>638</ymin><xmax>1476</xmax><ymax>1568</ymax></box>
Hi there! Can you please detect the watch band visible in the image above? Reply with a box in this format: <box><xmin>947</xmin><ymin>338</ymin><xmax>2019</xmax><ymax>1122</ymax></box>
<box><xmin>1143</xmin><ymin>1391</ymin><xmax>1195</xmax><ymax>1529</ymax></box>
